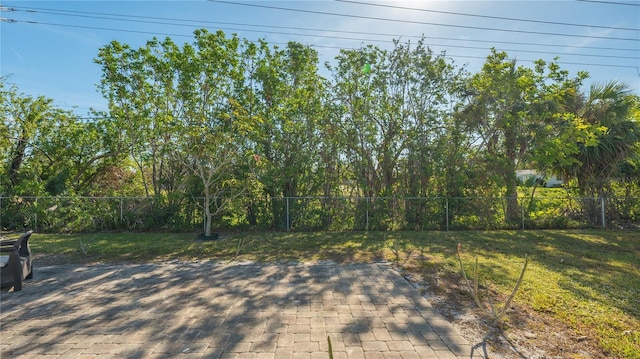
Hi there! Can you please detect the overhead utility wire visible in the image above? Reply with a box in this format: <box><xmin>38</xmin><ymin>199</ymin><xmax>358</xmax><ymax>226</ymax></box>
<box><xmin>7</xmin><ymin>5</ymin><xmax>639</xmax><ymax>53</ymax></box>
<box><xmin>210</xmin><ymin>0</ymin><xmax>640</xmax><ymax>42</ymax></box>
<box><xmin>577</xmin><ymin>0</ymin><xmax>640</xmax><ymax>6</ymax></box>
<box><xmin>336</xmin><ymin>0</ymin><xmax>640</xmax><ymax>32</ymax></box>
<box><xmin>9</xmin><ymin>20</ymin><xmax>195</xmax><ymax>39</ymax></box>
<box><xmin>3</xmin><ymin>19</ymin><xmax>351</xmax><ymax>49</ymax></box>
<box><xmin>429</xmin><ymin>43</ymin><xmax>637</xmax><ymax>60</ymax></box>
<box><xmin>11</xmin><ymin>3</ymin><xmax>639</xmax><ymax>33</ymax></box>
<box><xmin>6</xmin><ymin>19</ymin><xmax>637</xmax><ymax>70</ymax></box>
<box><xmin>11</xmin><ymin>9</ymin><xmax>638</xmax><ymax>60</ymax></box>
<box><xmin>10</xmin><ymin>9</ymin><xmax>390</xmax><ymax>44</ymax></box>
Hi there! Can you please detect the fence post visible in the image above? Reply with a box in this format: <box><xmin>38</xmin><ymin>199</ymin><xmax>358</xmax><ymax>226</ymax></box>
<box><xmin>521</xmin><ymin>201</ymin><xmax>525</xmax><ymax>230</ymax></box>
<box><xmin>601</xmin><ymin>196</ymin><xmax>606</xmax><ymax>229</ymax></box>
<box><xmin>286</xmin><ymin>197</ymin><xmax>290</xmax><ymax>232</ymax></box>
<box><xmin>34</xmin><ymin>196</ymin><xmax>38</xmax><ymax>231</ymax></box>
<box><xmin>120</xmin><ymin>198</ymin><xmax>124</xmax><ymax>226</ymax></box>
<box><xmin>445</xmin><ymin>198</ymin><xmax>449</xmax><ymax>232</ymax></box>
<box><xmin>366</xmin><ymin>197</ymin><xmax>370</xmax><ymax>231</ymax></box>
<box><xmin>0</xmin><ymin>197</ymin><xmax>2</xmax><ymax>231</ymax></box>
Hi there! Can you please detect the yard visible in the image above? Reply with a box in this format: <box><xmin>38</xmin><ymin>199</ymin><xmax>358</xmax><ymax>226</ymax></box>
<box><xmin>25</xmin><ymin>229</ymin><xmax>640</xmax><ymax>358</ymax></box>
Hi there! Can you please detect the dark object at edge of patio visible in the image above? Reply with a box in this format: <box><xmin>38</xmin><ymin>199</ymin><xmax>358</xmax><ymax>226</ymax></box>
<box><xmin>1</xmin><ymin>230</ymin><xmax>34</xmax><ymax>292</ymax></box>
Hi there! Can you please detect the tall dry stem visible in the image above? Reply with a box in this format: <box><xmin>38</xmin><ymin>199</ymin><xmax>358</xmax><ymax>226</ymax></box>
<box><xmin>456</xmin><ymin>243</ymin><xmax>529</xmax><ymax>323</ymax></box>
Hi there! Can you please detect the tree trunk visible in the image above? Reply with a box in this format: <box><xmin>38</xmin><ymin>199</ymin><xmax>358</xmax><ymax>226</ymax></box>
<box><xmin>505</xmin><ymin>176</ymin><xmax>519</xmax><ymax>223</ymax></box>
<box><xmin>204</xmin><ymin>194</ymin><xmax>212</xmax><ymax>236</ymax></box>
<box><xmin>8</xmin><ymin>129</ymin><xmax>29</xmax><ymax>189</ymax></box>
<box><xmin>504</xmin><ymin>126</ymin><xmax>519</xmax><ymax>222</ymax></box>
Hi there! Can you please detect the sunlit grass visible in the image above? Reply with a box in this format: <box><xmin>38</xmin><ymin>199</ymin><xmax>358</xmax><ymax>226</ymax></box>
<box><xmin>22</xmin><ymin>229</ymin><xmax>640</xmax><ymax>358</ymax></box>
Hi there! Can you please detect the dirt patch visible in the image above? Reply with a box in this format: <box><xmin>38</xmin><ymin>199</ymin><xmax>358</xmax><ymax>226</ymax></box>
<box><xmin>397</xmin><ymin>264</ymin><xmax>613</xmax><ymax>359</ymax></box>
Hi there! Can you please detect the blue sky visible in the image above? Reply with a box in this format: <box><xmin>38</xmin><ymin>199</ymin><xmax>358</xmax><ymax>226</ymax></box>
<box><xmin>1</xmin><ymin>0</ymin><xmax>639</xmax><ymax>116</ymax></box>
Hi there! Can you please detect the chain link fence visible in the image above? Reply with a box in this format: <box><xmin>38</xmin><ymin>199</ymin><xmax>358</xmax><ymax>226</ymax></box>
<box><xmin>1</xmin><ymin>195</ymin><xmax>638</xmax><ymax>233</ymax></box>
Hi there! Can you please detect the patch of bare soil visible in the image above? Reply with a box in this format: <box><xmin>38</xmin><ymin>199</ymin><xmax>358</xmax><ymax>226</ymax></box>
<box><xmin>397</xmin><ymin>264</ymin><xmax>611</xmax><ymax>359</ymax></box>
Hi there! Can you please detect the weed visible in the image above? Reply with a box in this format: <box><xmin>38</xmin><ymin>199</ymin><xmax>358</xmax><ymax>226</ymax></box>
<box><xmin>387</xmin><ymin>238</ymin><xmax>402</xmax><ymax>263</ymax></box>
<box><xmin>232</xmin><ymin>237</ymin><xmax>246</xmax><ymax>261</ymax></box>
<box><xmin>456</xmin><ymin>242</ymin><xmax>529</xmax><ymax>324</ymax></box>
<box><xmin>79</xmin><ymin>239</ymin><xmax>88</xmax><ymax>255</ymax></box>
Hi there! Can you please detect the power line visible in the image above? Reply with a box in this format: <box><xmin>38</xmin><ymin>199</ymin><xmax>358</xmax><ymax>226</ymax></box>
<box><xmin>7</xmin><ymin>5</ymin><xmax>639</xmax><ymax>53</ymax></box>
<box><xmin>7</xmin><ymin>8</ymin><xmax>403</xmax><ymax>45</ymax></box>
<box><xmin>6</xmin><ymin>19</ymin><xmax>638</xmax><ymax>70</ymax></box>
<box><xmin>6</xmin><ymin>10</ymin><xmax>638</xmax><ymax>60</ymax></box>
<box><xmin>12</xmin><ymin>3</ymin><xmax>639</xmax><ymax>35</ymax></box>
<box><xmin>337</xmin><ymin>0</ymin><xmax>640</xmax><ymax>32</ymax></box>
<box><xmin>7</xmin><ymin>19</ymin><xmax>196</xmax><ymax>38</ymax></box>
<box><xmin>429</xmin><ymin>42</ymin><xmax>638</xmax><ymax>61</ymax></box>
<box><xmin>577</xmin><ymin>0</ymin><xmax>640</xmax><ymax>6</ymax></box>
<box><xmin>210</xmin><ymin>0</ymin><xmax>640</xmax><ymax>42</ymax></box>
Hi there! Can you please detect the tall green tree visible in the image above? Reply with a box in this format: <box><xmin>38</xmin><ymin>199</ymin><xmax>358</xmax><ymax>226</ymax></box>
<box><xmin>1</xmin><ymin>81</ymin><xmax>125</xmax><ymax>196</ymax></box>
<box><xmin>329</xmin><ymin>40</ymin><xmax>464</xmax><ymax>199</ymax></box>
<box><xmin>42</xmin><ymin>114</ymin><xmax>127</xmax><ymax>196</ymax></box>
<box><xmin>328</xmin><ymin>40</ymin><xmax>466</xmax><ymax>229</ymax></box>
<box><xmin>247</xmin><ymin>40</ymin><xmax>328</xmax><ymax>227</ymax></box>
<box><xmin>460</xmin><ymin>50</ymin><xmax>531</xmax><ymax>222</ymax></box>
<box><xmin>458</xmin><ymin>50</ymin><xmax>587</xmax><ymax>223</ymax></box>
<box><xmin>97</xmin><ymin>29</ymin><xmax>263</xmax><ymax>233</ymax></box>
<box><xmin>96</xmin><ymin>37</ymin><xmax>188</xmax><ymax>199</ymax></box>
<box><xmin>397</xmin><ymin>41</ymin><xmax>467</xmax><ymax>197</ymax></box>
<box><xmin>560</xmin><ymin>81</ymin><xmax>640</xmax><ymax>224</ymax></box>
<box><xmin>1</xmin><ymin>82</ymin><xmax>59</xmax><ymax>194</ymax></box>
<box><xmin>175</xmin><ymin>29</ymin><xmax>258</xmax><ymax>236</ymax></box>
<box><xmin>572</xmin><ymin>82</ymin><xmax>639</xmax><ymax>194</ymax></box>
<box><xmin>390</xmin><ymin>40</ymin><xmax>468</xmax><ymax>228</ymax></box>
<box><xmin>328</xmin><ymin>45</ymin><xmax>381</xmax><ymax>199</ymax></box>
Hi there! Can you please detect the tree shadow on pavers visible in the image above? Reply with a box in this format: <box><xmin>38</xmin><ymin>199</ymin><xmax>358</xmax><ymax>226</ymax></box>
<box><xmin>0</xmin><ymin>261</ymin><xmax>467</xmax><ymax>358</ymax></box>
<box><xmin>0</xmin><ymin>262</ymin><xmax>349</xmax><ymax>358</ymax></box>
<box><xmin>339</xmin><ymin>262</ymin><xmax>472</xmax><ymax>357</ymax></box>
<box><xmin>320</xmin><ymin>262</ymin><xmax>464</xmax><ymax>356</ymax></box>
<box><xmin>381</xmin><ymin>292</ymin><xmax>473</xmax><ymax>358</ymax></box>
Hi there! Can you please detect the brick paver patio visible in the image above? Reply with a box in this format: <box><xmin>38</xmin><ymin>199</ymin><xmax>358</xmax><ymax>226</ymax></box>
<box><xmin>0</xmin><ymin>261</ymin><xmax>472</xmax><ymax>358</ymax></box>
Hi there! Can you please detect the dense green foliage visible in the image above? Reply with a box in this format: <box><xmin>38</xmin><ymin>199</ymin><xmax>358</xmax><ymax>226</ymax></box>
<box><xmin>1</xmin><ymin>30</ymin><xmax>639</xmax><ymax>231</ymax></box>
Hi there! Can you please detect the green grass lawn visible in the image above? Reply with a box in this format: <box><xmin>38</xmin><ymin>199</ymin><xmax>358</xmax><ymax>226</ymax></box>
<box><xmin>19</xmin><ymin>229</ymin><xmax>640</xmax><ymax>358</ymax></box>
